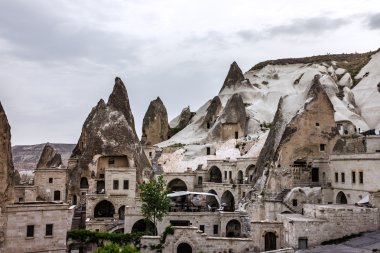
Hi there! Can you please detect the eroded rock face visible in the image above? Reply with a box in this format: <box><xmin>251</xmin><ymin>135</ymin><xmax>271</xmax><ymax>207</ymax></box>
<box><xmin>219</xmin><ymin>61</ymin><xmax>245</xmax><ymax>93</ymax></box>
<box><xmin>254</xmin><ymin>76</ymin><xmax>340</xmax><ymax>193</ymax></box>
<box><xmin>172</xmin><ymin>106</ymin><xmax>194</xmax><ymax>130</ymax></box>
<box><xmin>69</xmin><ymin>77</ymin><xmax>151</xmax><ymax>197</ymax></box>
<box><xmin>209</xmin><ymin>93</ymin><xmax>247</xmax><ymax>141</ymax></box>
<box><xmin>36</xmin><ymin>144</ymin><xmax>62</xmax><ymax>169</ymax></box>
<box><xmin>202</xmin><ymin>96</ymin><xmax>222</xmax><ymax>129</ymax></box>
<box><xmin>0</xmin><ymin>102</ymin><xmax>15</xmax><ymax>210</ymax></box>
<box><xmin>141</xmin><ymin>97</ymin><xmax>169</xmax><ymax>146</ymax></box>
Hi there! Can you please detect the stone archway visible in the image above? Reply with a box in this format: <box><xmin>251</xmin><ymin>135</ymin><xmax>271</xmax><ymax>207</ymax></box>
<box><xmin>336</xmin><ymin>191</ymin><xmax>348</xmax><ymax>204</ymax></box>
<box><xmin>245</xmin><ymin>165</ymin><xmax>255</xmax><ymax>183</ymax></box>
<box><xmin>209</xmin><ymin>166</ymin><xmax>222</xmax><ymax>183</ymax></box>
<box><xmin>131</xmin><ymin>219</ymin><xmax>157</xmax><ymax>235</ymax></box>
<box><xmin>80</xmin><ymin>177</ymin><xmax>89</xmax><ymax>189</ymax></box>
<box><xmin>265</xmin><ymin>232</ymin><xmax>277</xmax><ymax>251</ymax></box>
<box><xmin>206</xmin><ymin>189</ymin><xmax>219</xmax><ymax>210</ymax></box>
<box><xmin>237</xmin><ymin>170</ymin><xmax>244</xmax><ymax>184</ymax></box>
<box><xmin>118</xmin><ymin>205</ymin><xmax>125</xmax><ymax>220</ymax></box>
<box><xmin>221</xmin><ymin>191</ymin><xmax>235</xmax><ymax>211</ymax></box>
<box><xmin>94</xmin><ymin>200</ymin><xmax>115</xmax><ymax>218</ymax></box>
<box><xmin>177</xmin><ymin>242</ymin><xmax>192</xmax><ymax>253</ymax></box>
<box><xmin>167</xmin><ymin>178</ymin><xmax>187</xmax><ymax>192</ymax></box>
<box><xmin>226</xmin><ymin>219</ymin><xmax>241</xmax><ymax>237</ymax></box>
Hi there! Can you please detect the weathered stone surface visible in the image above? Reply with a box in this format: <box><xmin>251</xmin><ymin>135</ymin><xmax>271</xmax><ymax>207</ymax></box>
<box><xmin>141</xmin><ymin>97</ymin><xmax>169</xmax><ymax>146</ymax></box>
<box><xmin>254</xmin><ymin>76</ymin><xmax>340</xmax><ymax>193</ymax></box>
<box><xmin>209</xmin><ymin>93</ymin><xmax>247</xmax><ymax>141</ymax></box>
<box><xmin>202</xmin><ymin>96</ymin><xmax>222</xmax><ymax>129</ymax></box>
<box><xmin>36</xmin><ymin>144</ymin><xmax>62</xmax><ymax>169</ymax></box>
<box><xmin>0</xmin><ymin>101</ymin><xmax>15</xmax><ymax>210</ymax></box>
<box><xmin>219</xmin><ymin>61</ymin><xmax>245</xmax><ymax>93</ymax></box>
<box><xmin>69</xmin><ymin>77</ymin><xmax>151</xmax><ymax>197</ymax></box>
<box><xmin>176</xmin><ymin>106</ymin><xmax>193</xmax><ymax>130</ymax></box>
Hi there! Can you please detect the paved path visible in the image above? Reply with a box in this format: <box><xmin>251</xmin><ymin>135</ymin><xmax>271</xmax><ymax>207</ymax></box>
<box><xmin>297</xmin><ymin>230</ymin><xmax>380</xmax><ymax>253</ymax></box>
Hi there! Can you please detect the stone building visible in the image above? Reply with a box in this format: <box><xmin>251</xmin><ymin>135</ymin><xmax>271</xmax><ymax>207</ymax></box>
<box><xmin>4</xmin><ymin>202</ymin><xmax>74</xmax><ymax>253</ymax></box>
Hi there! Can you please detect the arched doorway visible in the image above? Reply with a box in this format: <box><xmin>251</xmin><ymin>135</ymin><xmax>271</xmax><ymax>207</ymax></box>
<box><xmin>118</xmin><ymin>205</ymin><xmax>125</xmax><ymax>220</ymax></box>
<box><xmin>131</xmin><ymin>219</ymin><xmax>157</xmax><ymax>235</ymax></box>
<box><xmin>226</xmin><ymin>219</ymin><xmax>241</xmax><ymax>237</ymax></box>
<box><xmin>206</xmin><ymin>190</ymin><xmax>219</xmax><ymax>211</ymax></box>
<box><xmin>336</xmin><ymin>191</ymin><xmax>348</xmax><ymax>204</ymax></box>
<box><xmin>94</xmin><ymin>200</ymin><xmax>115</xmax><ymax>218</ymax></box>
<box><xmin>221</xmin><ymin>191</ymin><xmax>235</xmax><ymax>211</ymax></box>
<box><xmin>177</xmin><ymin>242</ymin><xmax>192</xmax><ymax>253</ymax></box>
<box><xmin>167</xmin><ymin>178</ymin><xmax>187</xmax><ymax>192</ymax></box>
<box><xmin>245</xmin><ymin>165</ymin><xmax>255</xmax><ymax>183</ymax></box>
<box><xmin>237</xmin><ymin>170</ymin><xmax>244</xmax><ymax>184</ymax></box>
<box><xmin>265</xmin><ymin>232</ymin><xmax>277</xmax><ymax>251</ymax></box>
<box><xmin>80</xmin><ymin>177</ymin><xmax>89</xmax><ymax>189</ymax></box>
<box><xmin>209</xmin><ymin>166</ymin><xmax>222</xmax><ymax>183</ymax></box>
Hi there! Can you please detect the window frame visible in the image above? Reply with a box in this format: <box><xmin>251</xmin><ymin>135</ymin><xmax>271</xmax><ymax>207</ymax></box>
<box><xmin>45</xmin><ymin>224</ymin><xmax>53</xmax><ymax>237</ymax></box>
<box><xmin>113</xmin><ymin>180</ymin><xmax>119</xmax><ymax>190</ymax></box>
<box><xmin>26</xmin><ymin>225</ymin><xmax>34</xmax><ymax>238</ymax></box>
<box><xmin>123</xmin><ymin>180</ymin><xmax>129</xmax><ymax>190</ymax></box>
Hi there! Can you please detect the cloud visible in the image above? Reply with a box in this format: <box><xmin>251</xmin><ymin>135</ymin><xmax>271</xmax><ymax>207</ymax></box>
<box><xmin>368</xmin><ymin>13</ymin><xmax>380</xmax><ymax>29</ymax></box>
<box><xmin>0</xmin><ymin>0</ymin><xmax>149</xmax><ymax>67</ymax></box>
<box><xmin>237</xmin><ymin>16</ymin><xmax>352</xmax><ymax>42</ymax></box>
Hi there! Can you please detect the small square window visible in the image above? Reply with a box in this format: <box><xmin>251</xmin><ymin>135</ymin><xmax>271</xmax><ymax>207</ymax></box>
<box><xmin>123</xmin><ymin>180</ymin><xmax>129</xmax><ymax>190</ymax></box>
<box><xmin>113</xmin><ymin>180</ymin><xmax>119</xmax><ymax>190</ymax></box>
<box><xmin>48</xmin><ymin>178</ymin><xmax>53</xmax><ymax>183</ymax></box>
<box><xmin>26</xmin><ymin>225</ymin><xmax>34</xmax><ymax>238</ymax></box>
<box><xmin>108</xmin><ymin>158</ymin><xmax>115</xmax><ymax>165</ymax></box>
<box><xmin>292</xmin><ymin>199</ymin><xmax>298</xmax><ymax>207</ymax></box>
<box><xmin>46</xmin><ymin>224</ymin><xmax>53</xmax><ymax>236</ymax></box>
<box><xmin>315</xmin><ymin>123</ymin><xmax>320</xmax><ymax>126</ymax></box>
<box><xmin>320</xmin><ymin>144</ymin><xmax>325</xmax><ymax>151</ymax></box>
<box><xmin>99</xmin><ymin>174</ymin><xmax>105</xmax><ymax>179</ymax></box>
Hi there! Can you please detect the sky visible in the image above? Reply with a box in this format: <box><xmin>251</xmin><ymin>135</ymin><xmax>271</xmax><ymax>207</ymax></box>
<box><xmin>1</xmin><ymin>0</ymin><xmax>380</xmax><ymax>145</ymax></box>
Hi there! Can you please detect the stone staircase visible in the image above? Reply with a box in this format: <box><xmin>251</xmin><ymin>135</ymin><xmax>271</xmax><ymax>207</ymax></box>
<box><xmin>71</xmin><ymin>206</ymin><xmax>86</xmax><ymax>229</ymax></box>
<box><xmin>152</xmin><ymin>149</ymin><xmax>163</xmax><ymax>175</ymax></box>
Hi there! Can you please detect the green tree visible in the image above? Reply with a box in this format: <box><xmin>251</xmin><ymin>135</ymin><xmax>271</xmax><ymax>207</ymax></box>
<box><xmin>139</xmin><ymin>175</ymin><xmax>170</xmax><ymax>235</ymax></box>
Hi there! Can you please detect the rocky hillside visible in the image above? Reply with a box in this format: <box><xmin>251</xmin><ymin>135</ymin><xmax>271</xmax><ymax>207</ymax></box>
<box><xmin>156</xmin><ymin>49</ymin><xmax>380</xmax><ymax>174</ymax></box>
<box><xmin>0</xmin><ymin>101</ymin><xmax>15</xmax><ymax>209</ymax></box>
<box><xmin>68</xmin><ymin>77</ymin><xmax>152</xmax><ymax>197</ymax></box>
<box><xmin>12</xmin><ymin>143</ymin><xmax>75</xmax><ymax>171</ymax></box>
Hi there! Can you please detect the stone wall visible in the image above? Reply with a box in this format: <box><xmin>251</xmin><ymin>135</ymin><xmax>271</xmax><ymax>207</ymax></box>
<box><xmin>140</xmin><ymin>226</ymin><xmax>257</xmax><ymax>253</ymax></box>
<box><xmin>4</xmin><ymin>202</ymin><xmax>73</xmax><ymax>253</ymax></box>
<box><xmin>281</xmin><ymin>204</ymin><xmax>379</xmax><ymax>249</ymax></box>
<box><xmin>34</xmin><ymin>168</ymin><xmax>67</xmax><ymax>201</ymax></box>
<box><xmin>14</xmin><ymin>185</ymin><xmax>37</xmax><ymax>202</ymax></box>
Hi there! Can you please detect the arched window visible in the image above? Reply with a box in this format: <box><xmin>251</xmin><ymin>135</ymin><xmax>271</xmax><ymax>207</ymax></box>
<box><xmin>177</xmin><ymin>243</ymin><xmax>192</xmax><ymax>253</ymax></box>
<box><xmin>226</xmin><ymin>219</ymin><xmax>241</xmax><ymax>237</ymax></box>
<box><xmin>209</xmin><ymin>166</ymin><xmax>222</xmax><ymax>183</ymax></box>
<box><xmin>118</xmin><ymin>205</ymin><xmax>125</xmax><ymax>220</ymax></box>
<box><xmin>336</xmin><ymin>191</ymin><xmax>348</xmax><ymax>204</ymax></box>
<box><xmin>237</xmin><ymin>170</ymin><xmax>243</xmax><ymax>184</ymax></box>
<box><xmin>80</xmin><ymin>177</ymin><xmax>89</xmax><ymax>189</ymax></box>
<box><xmin>94</xmin><ymin>200</ymin><xmax>115</xmax><ymax>218</ymax></box>
<box><xmin>167</xmin><ymin>178</ymin><xmax>187</xmax><ymax>193</ymax></box>
<box><xmin>221</xmin><ymin>191</ymin><xmax>235</xmax><ymax>211</ymax></box>
<box><xmin>131</xmin><ymin>219</ymin><xmax>157</xmax><ymax>235</ymax></box>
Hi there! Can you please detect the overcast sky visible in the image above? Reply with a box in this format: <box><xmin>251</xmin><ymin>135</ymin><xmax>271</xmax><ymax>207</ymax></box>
<box><xmin>1</xmin><ymin>0</ymin><xmax>380</xmax><ymax>145</ymax></box>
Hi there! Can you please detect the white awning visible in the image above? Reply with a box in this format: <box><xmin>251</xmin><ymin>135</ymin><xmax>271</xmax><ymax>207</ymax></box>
<box><xmin>167</xmin><ymin>191</ymin><xmax>221</xmax><ymax>208</ymax></box>
<box><xmin>357</xmin><ymin>195</ymin><xmax>369</xmax><ymax>204</ymax></box>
